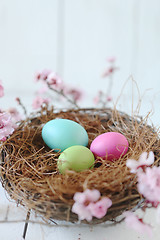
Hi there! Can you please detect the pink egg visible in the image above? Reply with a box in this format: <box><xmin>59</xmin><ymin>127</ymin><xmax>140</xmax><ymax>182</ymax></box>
<box><xmin>90</xmin><ymin>132</ymin><xmax>129</xmax><ymax>161</ymax></box>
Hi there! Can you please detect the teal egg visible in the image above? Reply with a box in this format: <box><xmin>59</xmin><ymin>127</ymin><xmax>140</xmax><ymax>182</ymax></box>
<box><xmin>42</xmin><ymin>119</ymin><xmax>88</xmax><ymax>151</ymax></box>
<box><xmin>57</xmin><ymin>145</ymin><xmax>95</xmax><ymax>173</ymax></box>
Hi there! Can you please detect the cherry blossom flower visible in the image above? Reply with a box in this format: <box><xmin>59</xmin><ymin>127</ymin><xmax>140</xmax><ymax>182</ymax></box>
<box><xmin>36</xmin><ymin>83</ymin><xmax>48</xmax><ymax>94</ymax></box>
<box><xmin>102</xmin><ymin>66</ymin><xmax>118</xmax><ymax>78</ymax></box>
<box><xmin>40</xmin><ymin>69</ymin><xmax>52</xmax><ymax>80</ymax></box>
<box><xmin>87</xmin><ymin>198</ymin><xmax>112</xmax><ymax>219</ymax></box>
<box><xmin>72</xmin><ymin>201</ymin><xmax>93</xmax><ymax>221</ymax></box>
<box><xmin>34</xmin><ymin>72</ymin><xmax>41</xmax><ymax>82</ymax></box>
<box><xmin>107</xmin><ymin>57</ymin><xmax>116</xmax><ymax>63</ymax></box>
<box><xmin>73</xmin><ymin>189</ymin><xmax>100</xmax><ymax>204</ymax></box>
<box><xmin>7</xmin><ymin>108</ymin><xmax>22</xmax><ymax>122</ymax></box>
<box><xmin>15</xmin><ymin>97</ymin><xmax>21</xmax><ymax>104</ymax></box>
<box><xmin>106</xmin><ymin>96</ymin><xmax>112</xmax><ymax>102</ymax></box>
<box><xmin>137</xmin><ymin>166</ymin><xmax>160</xmax><ymax>203</ymax></box>
<box><xmin>102</xmin><ymin>67</ymin><xmax>114</xmax><ymax>78</ymax></box>
<box><xmin>93</xmin><ymin>95</ymin><xmax>100</xmax><ymax>105</ymax></box>
<box><xmin>123</xmin><ymin>211</ymin><xmax>153</xmax><ymax>237</ymax></box>
<box><xmin>126</xmin><ymin>151</ymin><xmax>154</xmax><ymax>173</ymax></box>
<box><xmin>32</xmin><ymin>96</ymin><xmax>50</xmax><ymax>109</ymax></box>
<box><xmin>93</xmin><ymin>91</ymin><xmax>103</xmax><ymax>105</ymax></box>
<box><xmin>72</xmin><ymin>189</ymin><xmax>100</xmax><ymax>221</ymax></box>
<box><xmin>34</xmin><ymin>69</ymin><xmax>52</xmax><ymax>82</ymax></box>
<box><xmin>102</xmin><ymin>57</ymin><xmax>118</xmax><ymax>78</ymax></box>
<box><xmin>0</xmin><ymin>82</ymin><xmax>4</xmax><ymax>98</ymax></box>
<box><xmin>0</xmin><ymin>112</ymin><xmax>16</xmax><ymax>141</ymax></box>
<box><xmin>72</xmin><ymin>189</ymin><xmax>112</xmax><ymax>221</ymax></box>
<box><xmin>67</xmin><ymin>88</ymin><xmax>83</xmax><ymax>102</ymax></box>
<box><xmin>47</xmin><ymin>72</ymin><xmax>63</xmax><ymax>89</ymax></box>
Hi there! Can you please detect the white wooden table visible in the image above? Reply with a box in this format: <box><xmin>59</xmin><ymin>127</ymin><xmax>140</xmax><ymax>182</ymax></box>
<box><xmin>0</xmin><ymin>184</ymin><xmax>159</xmax><ymax>240</ymax></box>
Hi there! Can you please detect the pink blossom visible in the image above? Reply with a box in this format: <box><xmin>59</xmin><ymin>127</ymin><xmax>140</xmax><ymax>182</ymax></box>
<box><xmin>137</xmin><ymin>166</ymin><xmax>160</xmax><ymax>203</ymax></box>
<box><xmin>34</xmin><ymin>69</ymin><xmax>52</xmax><ymax>82</ymax></box>
<box><xmin>102</xmin><ymin>63</ymin><xmax>119</xmax><ymax>78</ymax></box>
<box><xmin>36</xmin><ymin>83</ymin><xmax>48</xmax><ymax>94</ymax></box>
<box><xmin>67</xmin><ymin>88</ymin><xmax>83</xmax><ymax>102</ymax></box>
<box><xmin>40</xmin><ymin>69</ymin><xmax>52</xmax><ymax>80</ymax></box>
<box><xmin>7</xmin><ymin>108</ymin><xmax>22</xmax><ymax>122</ymax></box>
<box><xmin>126</xmin><ymin>151</ymin><xmax>154</xmax><ymax>173</ymax></box>
<box><xmin>123</xmin><ymin>211</ymin><xmax>153</xmax><ymax>237</ymax></box>
<box><xmin>72</xmin><ymin>189</ymin><xmax>100</xmax><ymax>221</ymax></box>
<box><xmin>73</xmin><ymin>189</ymin><xmax>100</xmax><ymax>204</ymax></box>
<box><xmin>15</xmin><ymin>97</ymin><xmax>21</xmax><ymax>104</ymax></box>
<box><xmin>93</xmin><ymin>95</ymin><xmax>100</xmax><ymax>105</ymax></box>
<box><xmin>102</xmin><ymin>66</ymin><xmax>118</xmax><ymax>78</ymax></box>
<box><xmin>72</xmin><ymin>189</ymin><xmax>112</xmax><ymax>221</ymax></box>
<box><xmin>107</xmin><ymin>96</ymin><xmax>112</xmax><ymax>102</ymax></box>
<box><xmin>93</xmin><ymin>91</ymin><xmax>103</xmax><ymax>105</ymax></box>
<box><xmin>72</xmin><ymin>202</ymin><xmax>93</xmax><ymax>221</ymax></box>
<box><xmin>87</xmin><ymin>198</ymin><xmax>112</xmax><ymax>219</ymax></box>
<box><xmin>102</xmin><ymin>67</ymin><xmax>114</xmax><ymax>78</ymax></box>
<box><xmin>0</xmin><ymin>83</ymin><xmax>4</xmax><ymax>98</ymax></box>
<box><xmin>47</xmin><ymin>72</ymin><xmax>63</xmax><ymax>89</ymax></box>
<box><xmin>107</xmin><ymin>57</ymin><xmax>116</xmax><ymax>63</ymax></box>
<box><xmin>0</xmin><ymin>112</ymin><xmax>15</xmax><ymax>141</ymax></box>
<box><xmin>34</xmin><ymin>72</ymin><xmax>41</xmax><ymax>82</ymax></box>
<box><xmin>32</xmin><ymin>96</ymin><xmax>50</xmax><ymax>109</ymax></box>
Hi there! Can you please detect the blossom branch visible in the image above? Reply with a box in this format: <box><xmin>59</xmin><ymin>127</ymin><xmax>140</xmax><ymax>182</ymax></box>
<box><xmin>16</xmin><ymin>98</ymin><xmax>27</xmax><ymax>117</ymax></box>
<box><xmin>94</xmin><ymin>57</ymin><xmax>118</xmax><ymax>107</ymax></box>
<box><xmin>33</xmin><ymin>70</ymin><xmax>82</xmax><ymax>109</ymax></box>
<box><xmin>46</xmin><ymin>82</ymin><xmax>79</xmax><ymax>109</ymax></box>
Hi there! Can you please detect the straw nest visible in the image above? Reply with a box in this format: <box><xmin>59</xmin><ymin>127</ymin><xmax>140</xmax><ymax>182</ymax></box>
<box><xmin>0</xmin><ymin>106</ymin><xmax>160</xmax><ymax>224</ymax></box>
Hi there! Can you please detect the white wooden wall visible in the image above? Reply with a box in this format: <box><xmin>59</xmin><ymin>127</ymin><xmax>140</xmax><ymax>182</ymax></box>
<box><xmin>0</xmin><ymin>0</ymin><xmax>160</xmax><ymax>117</ymax></box>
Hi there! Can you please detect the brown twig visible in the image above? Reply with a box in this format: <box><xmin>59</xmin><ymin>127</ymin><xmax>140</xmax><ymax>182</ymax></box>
<box><xmin>16</xmin><ymin>97</ymin><xmax>28</xmax><ymax>117</ymax></box>
<box><xmin>22</xmin><ymin>210</ymin><xmax>31</xmax><ymax>239</ymax></box>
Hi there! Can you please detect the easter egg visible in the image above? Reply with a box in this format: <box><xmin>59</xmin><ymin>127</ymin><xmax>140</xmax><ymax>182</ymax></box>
<box><xmin>57</xmin><ymin>145</ymin><xmax>95</xmax><ymax>173</ymax></box>
<box><xmin>90</xmin><ymin>132</ymin><xmax>129</xmax><ymax>161</ymax></box>
<box><xmin>42</xmin><ymin>119</ymin><xmax>88</xmax><ymax>152</ymax></box>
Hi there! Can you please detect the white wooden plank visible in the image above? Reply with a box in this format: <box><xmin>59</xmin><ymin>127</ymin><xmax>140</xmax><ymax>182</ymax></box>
<box><xmin>133</xmin><ymin>0</ymin><xmax>160</xmax><ymax>94</ymax></box>
<box><xmin>0</xmin><ymin>0</ymin><xmax>58</xmax><ymax>93</ymax></box>
<box><xmin>63</xmin><ymin>0</ymin><xmax>137</xmax><ymax>106</ymax></box>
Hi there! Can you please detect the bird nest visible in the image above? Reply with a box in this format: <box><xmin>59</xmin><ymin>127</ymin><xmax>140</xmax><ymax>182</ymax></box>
<box><xmin>0</xmin><ymin>106</ymin><xmax>160</xmax><ymax>224</ymax></box>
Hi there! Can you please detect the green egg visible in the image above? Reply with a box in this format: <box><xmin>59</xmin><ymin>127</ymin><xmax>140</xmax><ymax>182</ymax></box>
<box><xmin>57</xmin><ymin>145</ymin><xmax>95</xmax><ymax>174</ymax></box>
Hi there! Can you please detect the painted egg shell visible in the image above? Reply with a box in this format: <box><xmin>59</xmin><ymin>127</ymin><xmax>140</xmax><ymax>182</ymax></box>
<box><xmin>90</xmin><ymin>132</ymin><xmax>129</xmax><ymax>161</ymax></box>
<box><xmin>42</xmin><ymin>119</ymin><xmax>88</xmax><ymax>152</ymax></box>
<box><xmin>57</xmin><ymin>145</ymin><xmax>95</xmax><ymax>173</ymax></box>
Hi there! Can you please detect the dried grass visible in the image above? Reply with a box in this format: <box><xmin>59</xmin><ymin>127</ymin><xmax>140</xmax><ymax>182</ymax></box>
<box><xmin>0</xmin><ymin>106</ymin><xmax>160</xmax><ymax>224</ymax></box>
